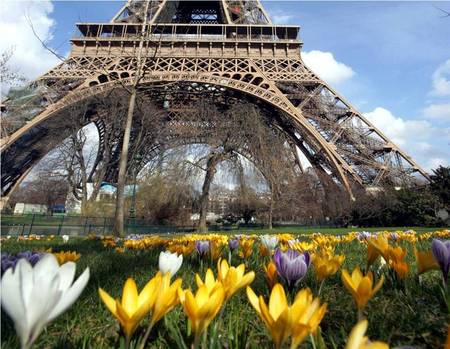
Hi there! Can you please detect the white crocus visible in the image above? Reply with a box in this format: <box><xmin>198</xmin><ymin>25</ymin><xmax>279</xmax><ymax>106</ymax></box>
<box><xmin>0</xmin><ymin>254</ymin><xmax>90</xmax><ymax>349</ymax></box>
<box><xmin>158</xmin><ymin>251</ymin><xmax>183</xmax><ymax>277</ymax></box>
<box><xmin>260</xmin><ymin>235</ymin><xmax>279</xmax><ymax>251</ymax></box>
<box><xmin>62</xmin><ymin>235</ymin><xmax>69</xmax><ymax>243</ymax></box>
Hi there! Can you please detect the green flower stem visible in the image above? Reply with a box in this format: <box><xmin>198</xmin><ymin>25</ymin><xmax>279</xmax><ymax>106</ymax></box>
<box><xmin>138</xmin><ymin>321</ymin><xmax>154</xmax><ymax>349</ymax></box>
<box><xmin>192</xmin><ymin>331</ymin><xmax>202</xmax><ymax>349</ymax></box>
<box><xmin>317</xmin><ymin>279</ymin><xmax>325</xmax><ymax>296</ymax></box>
<box><xmin>357</xmin><ymin>309</ymin><xmax>364</xmax><ymax>321</ymax></box>
<box><xmin>309</xmin><ymin>333</ymin><xmax>317</xmax><ymax>349</ymax></box>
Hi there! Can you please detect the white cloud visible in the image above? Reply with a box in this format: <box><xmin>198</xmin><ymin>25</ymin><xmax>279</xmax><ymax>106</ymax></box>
<box><xmin>431</xmin><ymin>59</ymin><xmax>450</xmax><ymax>97</ymax></box>
<box><xmin>423</xmin><ymin>103</ymin><xmax>450</xmax><ymax>121</ymax></box>
<box><xmin>364</xmin><ymin>107</ymin><xmax>432</xmax><ymax>147</ymax></box>
<box><xmin>302</xmin><ymin>50</ymin><xmax>355</xmax><ymax>86</ymax></box>
<box><xmin>272</xmin><ymin>13</ymin><xmax>294</xmax><ymax>25</ymax></box>
<box><xmin>0</xmin><ymin>0</ymin><xmax>60</xmax><ymax>93</ymax></box>
<box><xmin>364</xmin><ymin>107</ymin><xmax>450</xmax><ymax>171</ymax></box>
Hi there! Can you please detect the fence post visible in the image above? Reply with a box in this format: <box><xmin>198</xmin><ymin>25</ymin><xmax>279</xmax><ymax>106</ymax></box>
<box><xmin>29</xmin><ymin>214</ymin><xmax>36</xmax><ymax>235</ymax></box>
<box><xmin>83</xmin><ymin>217</ymin><xmax>88</xmax><ymax>235</ymax></box>
<box><xmin>57</xmin><ymin>215</ymin><xmax>65</xmax><ymax>236</ymax></box>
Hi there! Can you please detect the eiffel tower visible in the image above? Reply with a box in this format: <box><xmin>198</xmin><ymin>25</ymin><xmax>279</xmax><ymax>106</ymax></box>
<box><xmin>1</xmin><ymin>0</ymin><xmax>429</xmax><ymax>204</ymax></box>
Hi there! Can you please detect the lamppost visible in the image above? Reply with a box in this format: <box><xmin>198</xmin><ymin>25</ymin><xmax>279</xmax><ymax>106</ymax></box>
<box><xmin>129</xmin><ymin>155</ymin><xmax>142</xmax><ymax>221</ymax></box>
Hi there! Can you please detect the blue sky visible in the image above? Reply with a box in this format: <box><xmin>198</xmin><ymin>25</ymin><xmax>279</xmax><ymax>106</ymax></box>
<box><xmin>1</xmin><ymin>0</ymin><xmax>449</xmax><ymax>171</ymax></box>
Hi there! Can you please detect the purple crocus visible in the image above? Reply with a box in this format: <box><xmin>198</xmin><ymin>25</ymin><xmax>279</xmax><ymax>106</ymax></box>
<box><xmin>273</xmin><ymin>248</ymin><xmax>310</xmax><ymax>288</ymax></box>
<box><xmin>228</xmin><ymin>238</ymin><xmax>239</xmax><ymax>252</ymax></box>
<box><xmin>431</xmin><ymin>239</ymin><xmax>450</xmax><ymax>282</ymax></box>
<box><xmin>389</xmin><ymin>232</ymin><xmax>399</xmax><ymax>241</ymax></box>
<box><xmin>196</xmin><ymin>240</ymin><xmax>210</xmax><ymax>257</ymax></box>
<box><xmin>1</xmin><ymin>251</ymin><xmax>44</xmax><ymax>274</ymax></box>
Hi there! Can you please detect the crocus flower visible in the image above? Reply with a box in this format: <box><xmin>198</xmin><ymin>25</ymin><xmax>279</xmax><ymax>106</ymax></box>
<box><xmin>246</xmin><ymin>284</ymin><xmax>327</xmax><ymax>349</ymax></box>
<box><xmin>99</xmin><ymin>272</ymin><xmax>181</xmax><ymax>342</ymax></box>
<box><xmin>273</xmin><ymin>249</ymin><xmax>310</xmax><ymax>288</ymax></box>
<box><xmin>195</xmin><ymin>268</ymin><xmax>222</xmax><ymax>294</ymax></box>
<box><xmin>210</xmin><ymin>241</ymin><xmax>222</xmax><ymax>261</ymax></box>
<box><xmin>239</xmin><ymin>239</ymin><xmax>254</xmax><ymax>258</ymax></box>
<box><xmin>414</xmin><ymin>247</ymin><xmax>439</xmax><ymax>275</ymax></box>
<box><xmin>62</xmin><ymin>235</ymin><xmax>69</xmax><ymax>243</ymax></box>
<box><xmin>149</xmin><ymin>273</ymin><xmax>182</xmax><ymax>327</ymax></box>
<box><xmin>290</xmin><ymin>288</ymin><xmax>327</xmax><ymax>349</ymax></box>
<box><xmin>357</xmin><ymin>231</ymin><xmax>372</xmax><ymax>241</ymax></box>
<box><xmin>260</xmin><ymin>235</ymin><xmax>279</xmax><ymax>252</ymax></box>
<box><xmin>312</xmin><ymin>251</ymin><xmax>345</xmax><ymax>282</ymax></box>
<box><xmin>53</xmin><ymin>251</ymin><xmax>81</xmax><ymax>265</ymax></box>
<box><xmin>158</xmin><ymin>251</ymin><xmax>183</xmax><ymax>277</ymax></box>
<box><xmin>178</xmin><ymin>273</ymin><xmax>225</xmax><ymax>345</ymax></box>
<box><xmin>1</xmin><ymin>251</ymin><xmax>44</xmax><ymax>274</ymax></box>
<box><xmin>387</xmin><ymin>246</ymin><xmax>409</xmax><ymax>279</ymax></box>
<box><xmin>228</xmin><ymin>238</ymin><xmax>239</xmax><ymax>252</ymax></box>
<box><xmin>195</xmin><ymin>240</ymin><xmax>210</xmax><ymax>257</ymax></box>
<box><xmin>264</xmin><ymin>261</ymin><xmax>278</xmax><ymax>289</ymax></box>
<box><xmin>367</xmin><ymin>235</ymin><xmax>389</xmax><ymax>268</ymax></box>
<box><xmin>389</xmin><ymin>232</ymin><xmax>399</xmax><ymax>241</ymax></box>
<box><xmin>341</xmin><ymin>267</ymin><xmax>384</xmax><ymax>312</ymax></box>
<box><xmin>217</xmin><ymin>259</ymin><xmax>255</xmax><ymax>300</ymax></box>
<box><xmin>1</xmin><ymin>253</ymin><xmax>16</xmax><ymax>273</ymax></box>
<box><xmin>431</xmin><ymin>239</ymin><xmax>450</xmax><ymax>282</ymax></box>
<box><xmin>345</xmin><ymin>319</ymin><xmax>389</xmax><ymax>349</ymax></box>
<box><xmin>1</xmin><ymin>254</ymin><xmax>90</xmax><ymax>349</ymax></box>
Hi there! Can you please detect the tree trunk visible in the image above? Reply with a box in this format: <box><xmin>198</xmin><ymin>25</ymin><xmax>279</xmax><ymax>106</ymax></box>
<box><xmin>198</xmin><ymin>153</ymin><xmax>222</xmax><ymax>233</ymax></box>
<box><xmin>268</xmin><ymin>195</ymin><xmax>273</xmax><ymax>230</ymax></box>
<box><xmin>112</xmin><ymin>0</ymin><xmax>150</xmax><ymax>236</ymax></box>
<box><xmin>113</xmin><ymin>89</ymin><xmax>137</xmax><ymax>236</ymax></box>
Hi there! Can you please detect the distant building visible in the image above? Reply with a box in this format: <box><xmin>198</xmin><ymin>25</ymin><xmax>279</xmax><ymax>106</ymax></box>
<box><xmin>190</xmin><ymin>212</ymin><xmax>220</xmax><ymax>223</ymax></box>
<box><xmin>65</xmin><ymin>182</ymin><xmax>136</xmax><ymax>214</ymax></box>
<box><xmin>14</xmin><ymin>203</ymin><xmax>47</xmax><ymax>214</ymax></box>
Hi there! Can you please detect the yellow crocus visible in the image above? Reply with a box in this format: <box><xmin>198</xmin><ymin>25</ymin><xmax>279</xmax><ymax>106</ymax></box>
<box><xmin>345</xmin><ymin>320</ymin><xmax>389</xmax><ymax>349</ymax></box>
<box><xmin>259</xmin><ymin>244</ymin><xmax>270</xmax><ymax>257</ymax></box>
<box><xmin>387</xmin><ymin>246</ymin><xmax>409</xmax><ymax>279</ymax></box>
<box><xmin>53</xmin><ymin>251</ymin><xmax>80</xmax><ymax>265</ymax></box>
<box><xmin>367</xmin><ymin>235</ymin><xmax>389</xmax><ymax>267</ymax></box>
<box><xmin>195</xmin><ymin>268</ymin><xmax>222</xmax><ymax>294</ymax></box>
<box><xmin>290</xmin><ymin>288</ymin><xmax>327</xmax><ymax>349</ymax></box>
<box><xmin>312</xmin><ymin>251</ymin><xmax>345</xmax><ymax>282</ymax></box>
<box><xmin>99</xmin><ymin>277</ymin><xmax>158</xmax><ymax>339</ymax></box>
<box><xmin>247</xmin><ymin>284</ymin><xmax>327</xmax><ymax>349</ymax></box>
<box><xmin>341</xmin><ymin>267</ymin><xmax>384</xmax><ymax>311</ymax></box>
<box><xmin>239</xmin><ymin>239</ymin><xmax>254</xmax><ymax>258</ymax></box>
<box><xmin>246</xmin><ymin>284</ymin><xmax>292</xmax><ymax>348</ymax></box>
<box><xmin>98</xmin><ymin>272</ymin><xmax>181</xmax><ymax>340</ymax></box>
<box><xmin>264</xmin><ymin>261</ymin><xmax>278</xmax><ymax>289</ymax></box>
<box><xmin>217</xmin><ymin>259</ymin><xmax>255</xmax><ymax>300</ymax></box>
<box><xmin>414</xmin><ymin>247</ymin><xmax>439</xmax><ymax>274</ymax></box>
<box><xmin>210</xmin><ymin>240</ymin><xmax>223</xmax><ymax>260</ymax></box>
<box><xmin>150</xmin><ymin>273</ymin><xmax>182</xmax><ymax>326</ymax></box>
<box><xmin>178</xmin><ymin>283</ymin><xmax>225</xmax><ymax>344</ymax></box>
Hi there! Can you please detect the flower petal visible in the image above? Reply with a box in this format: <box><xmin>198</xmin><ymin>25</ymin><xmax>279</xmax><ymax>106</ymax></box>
<box><xmin>268</xmin><ymin>284</ymin><xmax>288</xmax><ymax>320</ymax></box>
<box><xmin>48</xmin><ymin>267</ymin><xmax>90</xmax><ymax>321</ymax></box>
<box><xmin>122</xmin><ymin>278</ymin><xmax>138</xmax><ymax>316</ymax></box>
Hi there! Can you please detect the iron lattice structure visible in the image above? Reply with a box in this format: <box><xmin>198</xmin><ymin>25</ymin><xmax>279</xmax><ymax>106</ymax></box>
<box><xmin>1</xmin><ymin>0</ymin><xmax>429</xmax><ymax>200</ymax></box>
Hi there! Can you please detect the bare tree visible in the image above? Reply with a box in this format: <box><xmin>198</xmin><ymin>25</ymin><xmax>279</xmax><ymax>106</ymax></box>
<box><xmin>173</xmin><ymin>101</ymin><xmax>296</xmax><ymax>231</ymax></box>
<box><xmin>10</xmin><ymin>173</ymin><xmax>68</xmax><ymax>215</ymax></box>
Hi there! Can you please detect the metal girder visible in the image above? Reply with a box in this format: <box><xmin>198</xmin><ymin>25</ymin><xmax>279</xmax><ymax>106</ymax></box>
<box><xmin>0</xmin><ymin>0</ymin><xmax>429</xmax><ymax>199</ymax></box>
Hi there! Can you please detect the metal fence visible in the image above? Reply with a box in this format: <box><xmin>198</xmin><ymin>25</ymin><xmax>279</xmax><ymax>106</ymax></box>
<box><xmin>1</xmin><ymin>214</ymin><xmax>340</xmax><ymax>236</ymax></box>
<box><xmin>0</xmin><ymin>214</ymin><xmax>192</xmax><ymax>236</ymax></box>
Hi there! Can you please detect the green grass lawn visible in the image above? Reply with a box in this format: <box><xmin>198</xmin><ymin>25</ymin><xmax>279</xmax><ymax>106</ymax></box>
<box><xmin>1</xmin><ymin>233</ymin><xmax>449</xmax><ymax>348</ymax></box>
<box><xmin>234</xmin><ymin>226</ymin><xmax>439</xmax><ymax>235</ymax></box>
